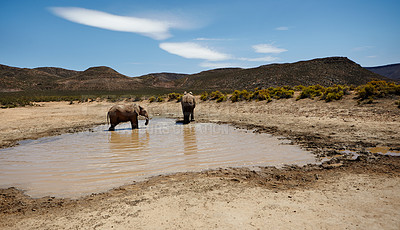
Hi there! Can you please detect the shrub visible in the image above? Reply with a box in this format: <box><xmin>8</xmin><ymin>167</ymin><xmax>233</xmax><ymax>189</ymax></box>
<box><xmin>230</xmin><ymin>90</ymin><xmax>251</xmax><ymax>102</ymax></box>
<box><xmin>294</xmin><ymin>85</ymin><xmax>306</xmax><ymax>91</ymax></box>
<box><xmin>252</xmin><ymin>89</ymin><xmax>271</xmax><ymax>102</ymax></box>
<box><xmin>321</xmin><ymin>85</ymin><xmax>349</xmax><ymax>102</ymax></box>
<box><xmin>356</xmin><ymin>80</ymin><xmax>400</xmax><ymax>101</ymax></box>
<box><xmin>168</xmin><ymin>92</ymin><xmax>182</xmax><ymax>102</ymax></box>
<box><xmin>216</xmin><ymin>95</ymin><xmax>227</xmax><ymax>103</ymax></box>
<box><xmin>268</xmin><ymin>87</ymin><xmax>294</xmax><ymax>99</ymax></box>
<box><xmin>296</xmin><ymin>85</ymin><xmax>325</xmax><ymax>100</ymax></box>
<box><xmin>156</xmin><ymin>96</ymin><xmax>164</xmax><ymax>102</ymax></box>
<box><xmin>200</xmin><ymin>91</ymin><xmax>209</xmax><ymax>101</ymax></box>
<box><xmin>210</xmin><ymin>91</ymin><xmax>224</xmax><ymax>100</ymax></box>
<box><xmin>148</xmin><ymin>96</ymin><xmax>156</xmax><ymax>103</ymax></box>
<box><xmin>230</xmin><ymin>90</ymin><xmax>241</xmax><ymax>102</ymax></box>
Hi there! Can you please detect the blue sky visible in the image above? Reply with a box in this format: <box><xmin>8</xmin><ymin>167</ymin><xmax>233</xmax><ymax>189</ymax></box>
<box><xmin>1</xmin><ymin>0</ymin><xmax>399</xmax><ymax>77</ymax></box>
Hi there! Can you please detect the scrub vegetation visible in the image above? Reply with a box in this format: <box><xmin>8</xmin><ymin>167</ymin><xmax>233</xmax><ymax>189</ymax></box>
<box><xmin>1</xmin><ymin>81</ymin><xmax>399</xmax><ymax>108</ymax></box>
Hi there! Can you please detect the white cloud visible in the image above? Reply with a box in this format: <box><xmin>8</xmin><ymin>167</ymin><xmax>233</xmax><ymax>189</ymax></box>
<box><xmin>50</xmin><ymin>7</ymin><xmax>181</xmax><ymax>40</ymax></box>
<box><xmin>159</xmin><ymin>42</ymin><xmax>230</xmax><ymax>61</ymax></box>
<box><xmin>253</xmin><ymin>44</ymin><xmax>287</xmax><ymax>54</ymax></box>
<box><xmin>239</xmin><ymin>56</ymin><xmax>279</xmax><ymax>62</ymax></box>
<box><xmin>276</xmin><ymin>26</ymin><xmax>289</xmax><ymax>31</ymax></box>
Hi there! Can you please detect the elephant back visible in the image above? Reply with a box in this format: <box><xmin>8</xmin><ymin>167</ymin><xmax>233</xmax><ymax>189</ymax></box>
<box><xmin>108</xmin><ymin>104</ymin><xmax>137</xmax><ymax>114</ymax></box>
<box><xmin>182</xmin><ymin>94</ymin><xmax>195</xmax><ymax>105</ymax></box>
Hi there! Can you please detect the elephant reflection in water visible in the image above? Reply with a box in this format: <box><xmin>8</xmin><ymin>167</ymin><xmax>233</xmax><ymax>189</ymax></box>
<box><xmin>183</xmin><ymin>125</ymin><xmax>198</xmax><ymax>155</ymax></box>
<box><xmin>109</xmin><ymin>129</ymin><xmax>150</xmax><ymax>154</ymax></box>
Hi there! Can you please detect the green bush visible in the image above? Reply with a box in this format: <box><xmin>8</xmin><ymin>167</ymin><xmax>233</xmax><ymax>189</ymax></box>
<box><xmin>202</xmin><ymin>90</ymin><xmax>227</xmax><ymax>102</ymax></box>
<box><xmin>230</xmin><ymin>90</ymin><xmax>241</xmax><ymax>102</ymax></box>
<box><xmin>268</xmin><ymin>87</ymin><xmax>294</xmax><ymax>99</ymax></box>
<box><xmin>216</xmin><ymin>95</ymin><xmax>227</xmax><ymax>103</ymax></box>
<box><xmin>296</xmin><ymin>85</ymin><xmax>325</xmax><ymax>100</ymax></box>
<box><xmin>200</xmin><ymin>91</ymin><xmax>209</xmax><ymax>101</ymax></box>
<box><xmin>356</xmin><ymin>80</ymin><xmax>400</xmax><ymax>101</ymax></box>
<box><xmin>210</xmin><ymin>91</ymin><xmax>225</xmax><ymax>100</ymax></box>
<box><xmin>252</xmin><ymin>89</ymin><xmax>271</xmax><ymax>102</ymax></box>
<box><xmin>156</xmin><ymin>96</ymin><xmax>164</xmax><ymax>102</ymax></box>
<box><xmin>294</xmin><ymin>85</ymin><xmax>306</xmax><ymax>91</ymax></box>
<box><xmin>230</xmin><ymin>90</ymin><xmax>251</xmax><ymax>102</ymax></box>
<box><xmin>148</xmin><ymin>96</ymin><xmax>156</xmax><ymax>103</ymax></box>
<box><xmin>321</xmin><ymin>85</ymin><xmax>349</xmax><ymax>102</ymax></box>
<box><xmin>168</xmin><ymin>92</ymin><xmax>183</xmax><ymax>102</ymax></box>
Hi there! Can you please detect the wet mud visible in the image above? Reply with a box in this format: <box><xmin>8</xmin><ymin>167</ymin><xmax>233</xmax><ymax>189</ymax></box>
<box><xmin>0</xmin><ymin>96</ymin><xmax>399</xmax><ymax>229</ymax></box>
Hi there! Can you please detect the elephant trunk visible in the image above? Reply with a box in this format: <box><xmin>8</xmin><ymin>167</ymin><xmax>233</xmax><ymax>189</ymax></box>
<box><xmin>144</xmin><ymin>113</ymin><xmax>149</xmax><ymax>125</ymax></box>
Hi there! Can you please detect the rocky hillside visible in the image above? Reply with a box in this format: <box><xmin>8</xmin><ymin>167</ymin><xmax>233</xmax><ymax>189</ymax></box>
<box><xmin>175</xmin><ymin>57</ymin><xmax>389</xmax><ymax>90</ymax></box>
<box><xmin>0</xmin><ymin>64</ymin><xmax>61</xmax><ymax>92</ymax></box>
<box><xmin>56</xmin><ymin>66</ymin><xmax>145</xmax><ymax>91</ymax></box>
<box><xmin>0</xmin><ymin>65</ymin><xmax>146</xmax><ymax>92</ymax></box>
<box><xmin>138</xmin><ymin>73</ymin><xmax>188</xmax><ymax>88</ymax></box>
<box><xmin>365</xmin><ymin>63</ymin><xmax>400</xmax><ymax>81</ymax></box>
<box><xmin>0</xmin><ymin>57</ymin><xmax>391</xmax><ymax>92</ymax></box>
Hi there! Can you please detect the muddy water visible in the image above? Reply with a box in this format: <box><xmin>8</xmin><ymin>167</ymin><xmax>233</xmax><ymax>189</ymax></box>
<box><xmin>0</xmin><ymin>118</ymin><xmax>317</xmax><ymax>198</ymax></box>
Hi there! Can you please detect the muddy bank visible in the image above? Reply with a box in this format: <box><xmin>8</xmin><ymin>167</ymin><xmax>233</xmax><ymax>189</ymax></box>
<box><xmin>0</xmin><ymin>94</ymin><xmax>400</xmax><ymax>229</ymax></box>
<box><xmin>1</xmin><ymin>155</ymin><xmax>400</xmax><ymax>229</ymax></box>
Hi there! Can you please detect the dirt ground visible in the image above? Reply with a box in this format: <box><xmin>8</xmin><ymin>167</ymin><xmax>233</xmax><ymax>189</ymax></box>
<box><xmin>1</xmin><ymin>93</ymin><xmax>400</xmax><ymax>229</ymax></box>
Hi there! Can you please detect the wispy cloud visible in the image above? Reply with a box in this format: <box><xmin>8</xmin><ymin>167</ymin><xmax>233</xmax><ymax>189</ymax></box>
<box><xmin>159</xmin><ymin>42</ymin><xmax>231</xmax><ymax>61</ymax></box>
<box><xmin>275</xmin><ymin>26</ymin><xmax>289</xmax><ymax>31</ymax></box>
<box><xmin>253</xmin><ymin>44</ymin><xmax>287</xmax><ymax>54</ymax></box>
<box><xmin>49</xmin><ymin>7</ymin><xmax>186</xmax><ymax>40</ymax></box>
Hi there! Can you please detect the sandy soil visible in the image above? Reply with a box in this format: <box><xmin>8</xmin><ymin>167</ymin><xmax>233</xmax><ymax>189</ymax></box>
<box><xmin>1</xmin><ymin>93</ymin><xmax>400</xmax><ymax>229</ymax></box>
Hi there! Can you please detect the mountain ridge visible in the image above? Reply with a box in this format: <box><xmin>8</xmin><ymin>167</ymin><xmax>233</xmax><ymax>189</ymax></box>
<box><xmin>0</xmin><ymin>57</ymin><xmax>393</xmax><ymax>92</ymax></box>
<box><xmin>365</xmin><ymin>63</ymin><xmax>400</xmax><ymax>81</ymax></box>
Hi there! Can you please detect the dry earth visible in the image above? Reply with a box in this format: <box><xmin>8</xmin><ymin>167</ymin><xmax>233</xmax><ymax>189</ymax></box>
<box><xmin>1</xmin><ymin>93</ymin><xmax>400</xmax><ymax>229</ymax></box>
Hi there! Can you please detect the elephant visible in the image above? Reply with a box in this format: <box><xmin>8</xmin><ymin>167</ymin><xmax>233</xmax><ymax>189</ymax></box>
<box><xmin>107</xmin><ymin>104</ymin><xmax>149</xmax><ymax>131</ymax></box>
<box><xmin>181</xmin><ymin>91</ymin><xmax>196</xmax><ymax>124</ymax></box>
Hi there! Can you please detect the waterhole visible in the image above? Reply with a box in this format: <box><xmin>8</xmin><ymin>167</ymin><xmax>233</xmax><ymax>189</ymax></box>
<box><xmin>0</xmin><ymin>118</ymin><xmax>317</xmax><ymax>198</ymax></box>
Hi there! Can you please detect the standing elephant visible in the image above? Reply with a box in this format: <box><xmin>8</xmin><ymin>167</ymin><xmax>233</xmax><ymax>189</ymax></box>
<box><xmin>107</xmin><ymin>104</ymin><xmax>149</xmax><ymax>131</ymax></box>
<box><xmin>181</xmin><ymin>92</ymin><xmax>196</xmax><ymax>124</ymax></box>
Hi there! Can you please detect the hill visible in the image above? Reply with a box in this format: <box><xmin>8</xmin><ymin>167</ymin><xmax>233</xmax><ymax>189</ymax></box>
<box><xmin>34</xmin><ymin>67</ymin><xmax>79</xmax><ymax>79</ymax></box>
<box><xmin>0</xmin><ymin>57</ymin><xmax>392</xmax><ymax>92</ymax></box>
<box><xmin>137</xmin><ymin>72</ymin><xmax>188</xmax><ymax>88</ymax></box>
<box><xmin>365</xmin><ymin>63</ymin><xmax>400</xmax><ymax>81</ymax></box>
<box><xmin>0</xmin><ymin>64</ymin><xmax>61</xmax><ymax>92</ymax></box>
<box><xmin>56</xmin><ymin>66</ymin><xmax>144</xmax><ymax>91</ymax></box>
<box><xmin>175</xmin><ymin>57</ymin><xmax>389</xmax><ymax>90</ymax></box>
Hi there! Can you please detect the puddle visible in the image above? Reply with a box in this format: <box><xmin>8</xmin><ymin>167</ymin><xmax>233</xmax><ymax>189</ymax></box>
<box><xmin>0</xmin><ymin>118</ymin><xmax>317</xmax><ymax>198</ymax></box>
<box><xmin>368</xmin><ymin>147</ymin><xmax>400</xmax><ymax>156</ymax></box>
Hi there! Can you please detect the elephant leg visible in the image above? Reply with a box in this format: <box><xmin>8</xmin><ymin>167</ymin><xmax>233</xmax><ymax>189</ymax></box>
<box><xmin>190</xmin><ymin>108</ymin><xmax>195</xmax><ymax>121</ymax></box>
<box><xmin>109</xmin><ymin>116</ymin><xmax>118</xmax><ymax>131</ymax></box>
<box><xmin>183</xmin><ymin>112</ymin><xmax>190</xmax><ymax>124</ymax></box>
<box><xmin>131</xmin><ymin>117</ymin><xmax>139</xmax><ymax>129</ymax></box>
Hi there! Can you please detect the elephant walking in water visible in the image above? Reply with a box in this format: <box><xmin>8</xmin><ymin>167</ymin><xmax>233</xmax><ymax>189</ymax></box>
<box><xmin>107</xmin><ymin>104</ymin><xmax>149</xmax><ymax>131</ymax></box>
<box><xmin>181</xmin><ymin>92</ymin><xmax>196</xmax><ymax>124</ymax></box>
